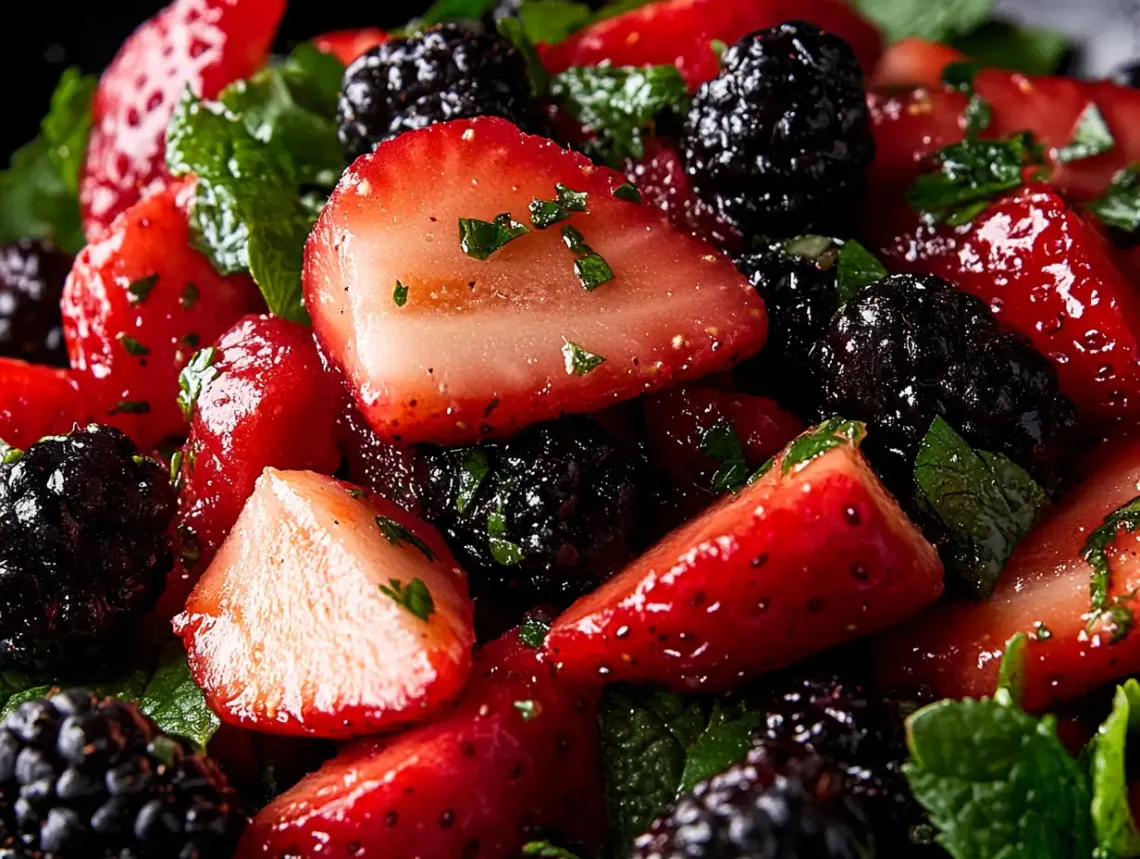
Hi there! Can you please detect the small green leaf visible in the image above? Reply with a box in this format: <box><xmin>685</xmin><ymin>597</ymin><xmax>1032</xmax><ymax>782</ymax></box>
<box><xmin>612</xmin><ymin>183</ymin><xmax>642</xmax><ymax>203</ymax></box>
<box><xmin>574</xmin><ymin>252</ymin><xmax>614</xmax><ymax>291</ymax></box>
<box><xmin>561</xmin><ymin>338</ymin><xmax>606</xmax><ymax>376</ymax></box>
<box><xmin>459</xmin><ymin>213</ymin><xmax>531</xmax><ymax>259</ymax></box>
<box><xmin>118</xmin><ymin>334</ymin><xmax>151</xmax><ymax>357</ymax></box>
<box><xmin>852</xmin><ymin>0</ymin><xmax>990</xmax><ymax>43</ymax></box>
<box><xmin>393</xmin><ymin>280</ymin><xmax>409</xmax><ymax>307</ymax></box>
<box><xmin>375</xmin><ymin>516</ymin><xmax>437</xmax><ymax>562</ymax></box>
<box><xmin>522</xmin><ymin>842</ymin><xmax>583</xmax><ymax>859</ymax></box>
<box><xmin>377</xmin><ymin>577</ymin><xmax>436</xmax><ymax>622</ymax></box>
<box><xmin>495</xmin><ymin>15</ymin><xmax>551</xmax><ymax>98</ymax></box>
<box><xmin>995</xmin><ymin>633</ymin><xmax>1027</xmax><ymax>705</ymax></box>
<box><xmin>835</xmin><ymin>240</ymin><xmax>888</xmax><ymax>304</ymax></box>
<box><xmin>678</xmin><ymin>704</ymin><xmax>761</xmax><ymax>793</ymax></box>
<box><xmin>127</xmin><ymin>274</ymin><xmax>160</xmax><ymax>304</ymax></box>
<box><xmin>529</xmin><ymin>184</ymin><xmax>589</xmax><ymax>229</ymax></box>
<box><xmin>177</xmin><ymin>347</ymin><xmax>220</xmax><ymax>422</ymax></box>
<box><xmin>518</xmin><ymin>617</ymin><xmax>551</xmax><ymax>648</ymax></box>
<box><xmin>1089</xmin><ymin>165</ymin><xmax>1140</xmax><ymax>234</ymax></box>
<box><xmin>781</xmin><ymin>418</ymin><xmax>865</xmax><ymax>475</ymax></box>
<box><xmin>517</xmin><ymin>0</ymin><xmax>594</xmax><ymax>44</ymax></box>
<box><xmin>138</xmin><ymin>642</ymin><xmax>220</xmax><ymax>749</ymax></box>
<box><xmin>110</xmin><ymin>400</ymin><xmax>151</xmax><ymax>415</ymax></box>
<box><xmin>456</xmin><ymin>448</ymin><xmax>490</xmax><ymax>515</ymax></box>
<box><xmin>488</xmin><ymin>487</ymin><xmax>525</xmax><ymax>566</ymax></box>
<box><xmin>782</xmin><ymin>234</ymin><xmax>836</xmax><ymax>262</ymax></box>
<box><xmin>1082</xmin><ymin>495</ymin><xmax>1140</xmax><ymax>640</ymax></box>
<box><xmin>950</xmin><ymin>20</ymin><xmax>1069</xmax><ymax>77</ymax></box>
<box><xmin>1056</xmin><ymin>103</ymin><xmax>1114</xmax><ymax>164</ymax></box>
<box><xmin>700</xmin><ymin>418</ymin><xmax>749</xmax><ymax>495</ymax></box>
<box><xmin>1088</xmin><ymin>679</ymin><xmax>1140</xmax><ymax>858</ymax></box>
<box><xmin>514</xmin><ymin>699</ymin><xmax>541</xmax><ymax>720</ymax></box>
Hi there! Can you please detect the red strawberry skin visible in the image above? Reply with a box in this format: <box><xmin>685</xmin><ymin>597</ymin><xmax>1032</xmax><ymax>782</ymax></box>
<box><xmin>880</xmin><ymin>184</ymin><xmax>1140</xmax><ymax>431</ymax></box>
<box><xmin>876</xmin><ymin>437</ymin><xmax>1140</xmax><ymax>713</ymax></box>
<box><xmin>0</xmin><ymin>359</ymin><xmax>88</xmax><ymax>450</ymax></box>
<box><xmin>80</xmin><ymin>0</ymin><xmax>285</xmax><ymax>239</ymax></box>
<box><xmin>62</xmin><ymin>180</ymin><xmax>264</xmax><ymax>450</ymax></box>
<box><xmin>546</xmin><ymin>424</ymin><xmax>943</xmax><ymax>691</ymax></box>
<box><xmin>237</xmin><ymin>629</ymin><xmax>607</xmax><ymax>859</ymax></box>
<box><xmin>869</xmin><ymin>38</ymin><xmax>965</xmax><ymax>90</ymax></box>
<box><xmin>540</xmin><ymin>0</ymin><xmax>881</xmax><ymax>92</ymax></box>
<box><xmin>312</xmin><ymin>28</ymin><xmax>389</xmax><ymax>64</ymax></box>
<box><xmin>175</xmin><ymin>469</ymin><xmax>476</xmax><ymax>739</ymax></box>
<box><xmin>305</xmin><ymin>117</ymin><xmax>767</xmax><ymax>446</ymax></box>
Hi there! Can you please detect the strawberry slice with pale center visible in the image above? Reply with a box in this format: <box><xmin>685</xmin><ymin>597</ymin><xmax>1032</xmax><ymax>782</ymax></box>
<box><xmin>305</xmin><ymin>117</ymin><xmax>767</xmax><ymax>445</ymax></box>
<box><xmin>174</xmin><ymin>469</ymin><xmax>475</xmax><ymax>739</ymax></box>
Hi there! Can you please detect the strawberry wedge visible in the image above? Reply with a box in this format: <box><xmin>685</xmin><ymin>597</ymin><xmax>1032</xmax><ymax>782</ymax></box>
<box><xmin>305</xmin><ymin>117</ymin><xmax>767</xmax><ymax>445</ymax></box>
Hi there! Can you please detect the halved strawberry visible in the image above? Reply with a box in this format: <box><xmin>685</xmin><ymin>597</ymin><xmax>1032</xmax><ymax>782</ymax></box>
<box><xmin>305</xmin><ymin>117</ymin><xmax>767</xmax><ymax>446</ymax></box>
<box><xmin>876</xmin><ymin>436</ymin><xmax>1140</xmax><ymax>713</ymax></box>
<box><xmin>879</xmin><ymin>184</ymin><xmax>1140</xmax><ymax>431</ymax></box>
<box><xmin>539</xmin><ymin>0</ymin><xmax>882</xmax><ymax>92</ymax></box>
<box><xmin>869</xmin><ymin>38</ymin><xmax>966</xmax><ymax>90</ymax></box>
<box><xmin>174</xmin><ymin>469</ymin><xmax>475</xmax><ymax>738</ymax></box>
<box><xmin>80</xmin><ymin>0</ymin><xmax>285</xmax><ymax>239</ymax></box>
<box><xmin>237</xmin><ymin>628</ymin><xmax>606</xmax><ymax>859</ymax></box>
<box><xmin>62</xmin><ymin>180</ymin><xmax>265</xmax><ymax>449</ymax></box>
<box><xmin>546</xmin><ymin>421</ymin><xmax>943</xmax><ymax>691</ymax></box>
<box><xmin>312</xmin><ymin>27</ymin><xmax>389</xmax><ymax>64</ymax></box>
<box><xmin>173</xmin><ymin>314</ymin><xmax>343</xmax><ymax>580</ymax></box>
<box><xmin>0</xmin><ymin>358</ymin><xmax>87</xmax><ymax>450</ymax></box>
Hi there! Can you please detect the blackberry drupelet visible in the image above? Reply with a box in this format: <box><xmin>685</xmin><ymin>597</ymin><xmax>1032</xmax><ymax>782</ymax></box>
<box><xmin>416</xmin><ymin>416</ymin><xmax>643</xmax><ymax>610</ymax></box>
<box><xmin>0</xmin><ymin>688</ymin><xmax>243</xmax><ymax>858</ymax></box>
<box><xmin>681</xmin><ymin>21</ymin><xmax>874</xmax><ymax>241</ymax></box>
<box><xmin>633</xmin><ymin>749</ymin><xmax>874</xmax><ymax>859</ymax></box>
<box><xmin>0</xmin><ymin>239</ymin><xmax>72</xmax><ymax>367</ymax></box>
<box><xmin>337</xmin><ymin>24</ymin><xmax>549</xmax><ymax>160</ymax></box>
<box><xmin>810</xmin><ymin>274</ymin><xmax>1078</xmax><ymax>483</ymax></box>
<box><xmin>0</xmin><ymin>426</ymin><xmax>175</xmax><ymax>673</ymax></box>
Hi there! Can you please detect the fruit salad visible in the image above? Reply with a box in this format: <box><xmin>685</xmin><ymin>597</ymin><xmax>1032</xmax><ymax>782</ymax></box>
<box><xmin>3</xmin><ymin>0</ymin><xmax>1140</xmax><ymax>857</ymax></box>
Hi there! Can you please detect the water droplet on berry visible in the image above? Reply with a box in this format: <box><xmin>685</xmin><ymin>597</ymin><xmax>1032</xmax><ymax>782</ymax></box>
<box><xmin>1082</xmin><ymin>329</ymin><xmax>1109</xmax><ymax>352</ymax></box>
<box><xmin>1037</xmin><ymin>314</ymin><xmax>1064</xmax><ymax>335</ymax></box>
<box><xmin>1097</xmin><ymin>364</ymin><xmax>1116</xmax><ymax>381</ymax></box>
<box><xmin>843</xmin><ymin>506</ymin><xmax>861</xmax><ymax>525</ymax></box>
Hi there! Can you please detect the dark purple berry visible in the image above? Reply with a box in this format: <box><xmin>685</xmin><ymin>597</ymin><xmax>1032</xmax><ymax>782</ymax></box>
<box><xmin>0</xmin><ymin>239</ymin><xmax>72</xmax><ymax>367</ymax></box>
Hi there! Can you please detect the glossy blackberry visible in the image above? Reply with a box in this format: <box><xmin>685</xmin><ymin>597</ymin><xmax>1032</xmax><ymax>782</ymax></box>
<box><xmin>681</xmin><ymin>22</ymin><xmax>874</xmax><ymax>241</ymax></box>
<box><xmin>0</xmin><ymin>426</ymin><xmax>175</xmax><ymax>673</ymax></box>
<box><xmin>337</xmin><ymin>24</ymin><xmax>549</xmax><ymax>160</ymax></box>
<box><xmin>633</xmin><ymin>749</ymin><xmax>874</xmax><ymax>859</ymax></box>
<box><xmin>810</xmin><ymin>274</ymin><xmax>1078</xmax><ymax>483</ymax></box>
<box><xmin>0</xmin><ymin>239</ymin><xmax>72</xmax><ymax>367</ymax></box>
<box><xmin>416</xmin><ymin>416</ymin><xmax>643</xmax><ymax>610</ymax></box>
<box><xmin>0</xmin><ymin>689</ymin><xmax>243</xmax><ymax>858</ymax></box>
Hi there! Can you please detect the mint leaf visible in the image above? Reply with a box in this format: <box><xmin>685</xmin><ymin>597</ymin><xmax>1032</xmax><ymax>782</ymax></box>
<box><xmin>495</xmin><ymin>16</ymin><xmax>552</xmax><ymax>97</ymax></box>
<box><xmin>42</xmin><ymin>67</ymin><xmax>97</xmax><ymax>196</ymax></box>
<box><xmin>177</xmin><ymin>346</ymin><xmax>220</xmax><ymax>422</ymax></box>
<box><xmin>138</xmin><ymin>643</ymin><xmax>220</xmax><ymax>749</ymax></box>
<box><xmin>835</xmin><ymin>240</ymin><xmax>887</xmax><ymax>304</ymax></box>
<box><xmin>518</xmin><ymin>617</ymin><xmax>551</xmax><ymax>648</ymax></box>
<box><xmin>914</xmin><ymin>417</ymin><xmax>1047</xmax><ymax>600</ymax></box>
<box><xmin>375</xmin><ymin>516</ymin><xmax>437</xmax><ymax>561</ymax></box>
<box><xmin>459</xmin><ymin>213</ymin><xmax>531</xmax><ymax>259</ymax></box>
<box><xmin>415</xmin><ymin>0</ymin><xmax>496</xmax><ymax>26</ymax></box>
<box><xmin>517</xmin><ymin>0</ymin><xmax>594</xmax><ymax>44</ymax></box>
<box><xmin>1087</xmin><ymin>679</ymin><xmax>1140</xmax><ymax>858</ymax></box>
<box><xmin>905</xmin><ymin>692</ymin><xmax>1093</xmax><ymax>859</ymax></box>
<box><xmin>551</xmin><ymin>64</ymin><xmax>690</xmax><ymax>167</ymax></box>
<box><xmin>561</xmin><ymin>338</ymin><xmax>606</xmax><ymax>375</ymax></box>
<box><xmin>1056</xmin><ymin>103</ymin><xmax>1114</xmax><ymax>165</ymax></box>
<box><xmin>377</xmin><ymin>578</ymin><xmax>436</xmax><ymax>622</ymax></box>
<box><xmin>995</xmin><ymin>632</ymin><xmax>1027</xmax><ymax>704</ymax></box>
<box><xmin>1081</xmin><ymin>495</ymin><xmax>1140</xmax><ymax>640</ymax></box>
<box><xmin>781</xmin><ymin>418</ymin><xmax>865</xmax><ymax>475</ymax></box>
<box><xmin>1089</xmin><ymin>165</ymin><xmax>1140</xmax><ymax>235</ymax></box>
<box><xmin>523</xmin><ymin>842</ymin><xmax>583</xmax><ymax>859</ymax></box>
<box><xmin>950</xmin><ymin>20</ymin><xmax>1069</xmax><ymax>76</ymax></box>
<box><xmin>852</xmin><ymin>0</ymin><xmax>991</xmax><ymax>43</ymax></box>
<box><xmin>700</xmin><ymin>418</ymin><xmax>749</xmax><ymax>494</ymax></box>
<box><xmin>678</xmin><ymin>701</ymin><xmax>762</xmax><ymax>793</ymax></box>
<box><xmin>456</xmin><ymin>448</ymin><xmax>490</xmax><ymax>514</ymax></box>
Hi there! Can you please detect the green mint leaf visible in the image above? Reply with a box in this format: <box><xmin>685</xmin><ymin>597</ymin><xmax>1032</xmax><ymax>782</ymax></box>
<box><xmin>1088</xmin><ymin>679</ymin><xmax>1140</xmax><ymax>858</ymax></box>
<box><xmin>517</xmin><ymin>0</ymin><xmax>594</xmax><ymax>44</ymax></box>
<box><xmin>518</xmin><ymin>617</ymin><xmax>551</xmax><ymax>649</ymax></box>
<box><xmin>456</xmin><ymin>448</ymin><xmax>490</xmax><ymax>515</ymax></box>
<box><xmin>613</xmin><ymin>183</ymin><xmax>642</xmax><ymax>203</ymax></box>
<box><xmin>0</xmin><ymin>439</ymin><xmax>23</xmax><ymax>466</ymax></box>
<box><xmin>487</xmin><ymin>507</ymin><xmax>525</xmax><ymax>566</ymax></box>
<box><xmin>781</xmin><ymin>418</ymin><xmax>865</xmax><ymax>475</ymax></box>
<box><xmin>905</xmin><ymin>694</ymin><xmax>1093</xmax><ymax>859</ymax></box>
<box><xmin>677</xmin><ymin>702</ymin><xmax>762</xmax><ymax>793</ymax></box>
<box><xmin>377</xmin><ymin>577</ymin><xmax>436</xmax><ymax>622</ymax></box>
<box><xmin>530</xmin><ymin>184</ymin><xmax>589</xmax><ymax>229</ymax></box>
<box><xmin>118</xmin><ymin>335</ymin><xmax>151</xmax><ymax>357</ymax></box>
<box><xmin>700</xmin><ymin>418</ymin><xmax>749</xmax><ymax>495</ymax></box>
<box><xmin>375</xmin><ymin>516</ymin><xmax>437</xmax><ymax>562</ymax></box>
<box><xmin>177</xmin><ymin>347</ymin><xmax>220</xmax><ymax>422</ymax></box>
<box><xmin>950</xmin><ymin>20</ymin><xmax>1069</xmax><ymax>77</ymax></box>
<box><xmin>0</xmin><ymin>667</ymin><xmax>153</xmax><ymax>720</ymax></box>
<box><xmin>1081</xmin><ymin>495</ymin><xmax>1140</xmax><ymax>638</ymax></box>
<box><xmin>138</xmin><ymin>642</ymin><xmax>220</xmax><ymax>749</ymax></box>
<box><xmin>459</xmin><ymin>213</ymin><xmax>530</xmax><ymax>259</ymax></box>
<box><xmin>561</xmin><ymin>338</ymin><xmax>606</xmax><ymax>376</ymax></box>
<box><xmin>835</xmin><ymin>240</ymin><xmax>888</xmax><ymax>304</ymax></box>
<box><xmin>42</xmin><ymin>67</ymin><xmax>96</xmax><ymax>196</ymax></box>
<box><xmin>165</xmin><ymin>91</ymin><xmax>312</xmax><ymax>323</ymax></box>
<box><xmin>940</xmin><ymin>61</ymin><xmax>991</xmax><ymax>136</ymax></box>
<box><xmin>561</xmin><ymin>224</ymin><xmax>589</xmax><ymax>253</ymax></box>
<box><xmin>495</xmin><ymin>15</ymin><xmax>551</xmax><ymax>98</ymax></box>
<box><xmin>551</xmin><ymin>64</ymin><xmax>691</xmax><ymax>167</ymax></box>
<box><xmin>111</xmin><ymin>400</ymin><xmax>150</xmax><ymax>415</ymax></box>
<box><xmin>127</xmin><ymin>274</ymin><xmax>160</xmax><ymax>304</ymax></box>
<box><xmin>1090</xmin><ymin>165</ymin><xmax>1140</xmax><ymax>234</ymax></box>
<box><xmin>414</xmin><ymin>0</ymin><xmax>496</xmax><ymax>26</ymax></box>
<box><xmin>914</xmin><ymin>417</ymin><xmax>1047</xmax><ymax>600</ymax></box>
<box><xmin>393</xmin><ymin>280</ymin><xmax>409</xmax><ymax>307</ymax></box>
<box><xmin>748</xmin><ymin>457</ymin><xmax>775</xmax><ymax>484</ymax></box>
<box><xmin>995</xmin><ymin>632</ymin><xmax>1028</xmax><ymax>705</ymax></box>
<box><xmin>514</xmin><ymin>699</ymin><xmax>541</xmax><ymax>720</ymax></box>
<box><xmin>782</xmin><ymin>234</ymin><xmax>838</xmax><ymax>263</ymax></box>
<box><xmin>851</xmin><ymin>0</ymin><xmax>991</xmax><ymax>43</ymax></box>
<box><xmin>522</xmin><ymin>842</ymin><xmax>583</xmax><ymax>859</ymax></box>
<box><xmin>574</xmin><ymin>252</ymin><xmax>614</xmax><ymax>291</ymax></box>
<box><xmin>1056</xmin><ymin>103</ymin><xmax>1114</xmax><ymax>164</ymax></box>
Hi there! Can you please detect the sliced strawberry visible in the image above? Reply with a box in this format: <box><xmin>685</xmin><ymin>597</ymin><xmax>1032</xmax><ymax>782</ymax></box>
<box><xmin>237</xmin><ymin>629</ymin><xmax>606</xmax><ymax>859</ymax></box>
<box><xmin>880</xmin><ymin>183</ymin><xmax>1140</xmax><ymax>431</ymax></box>
<box><xmin>62</xmin><ymin>180</ymin><xmax>265</xmax><ymax>450</ymax></box>
<box><xmin>546</xmin><ymin>421</ymin><xmax>943</xmax><ymax>691</ymax></box>
<box><xmin>174</xmin><ymin>469</ymin><xmax>475</xmax><ymax>738</ymax></box>
<box><xmin>870</xmin><ymin>38</ymin><xmax>966</xmax><ymax>90</ymax></box>
<box><xmin>0</xmin><ymin>358</ymin><xmax>87</xmax><ymax>450</ymax></box>
<box><xmin>876</xmin><ymin>436</ymin><xmax>1140</xmax><ymax>713</ymax></box>
<box><xmin>305</xmin><ymin>117</ymin><xmax>767</xmax><ymax>446</ymax></box>
<box><xmin>312</xmin><ymin>27</ymin><xmax>389</xmax><ymax>64</ymax></box>
<box><xmin>540</xmin><ymin>0</ymin><xmax>882</xmax><ymax>92</ymax></box>
<box><xmin>80</xmin><ymin>0</ymin><xmax>285</xmax><ymax>239</ymax></box>
<box><xmin>173</xmin><ymin>314</ymin><xmax>343</xmax><ymax>580</ymax></box>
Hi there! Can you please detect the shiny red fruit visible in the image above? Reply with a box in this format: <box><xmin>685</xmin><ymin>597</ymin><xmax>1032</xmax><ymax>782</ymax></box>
<box><xmin>305</xmin><ymin>117</ymin><xmax>767</xmax><ymax>446</ymax></box>
<box><xmin>312</xmin><ymin>27</ymin><xmax>389</xmax><ymax>64</ymax></box>
<box><xmin>546</xmin><ymin>423</ymin><xmax>943</xmax><ymax>691</ymax></box>
<box><xmin>869</xmin><ymin>38</ymin><xmax>965</xmax><ymax>90</ymax></box>
<box><xmin>80</xmin><ymin>0</ymin><xmax>285</xmax><ymax>238</ymax></box>
<box><xmin>62</xmin><ymin>180</ymin><xmax>264</xmax><ymax>450</ymax></box>
<box><xmin>540</xmin><ymin>0</ymin><xmax>881</xmax><ymax>92</ymax></box>
<box><xmin>876</xmin><ymin>437</ymin><xmax>1140</xmax><ymax>713</ymax></box>
<box><xmin>175</xmin><ymin>469</ymin><xmax>475</xmax><ymax>738</ymax></box>
<box><xmin>0</xmin><ymin>358</ymin><xmax>87</xmax><ymax>450</ymax></box>
<box><xmin>238</xmin><ymin>629</ymin><xmax>607</xmax><ymax>859</ymax></box>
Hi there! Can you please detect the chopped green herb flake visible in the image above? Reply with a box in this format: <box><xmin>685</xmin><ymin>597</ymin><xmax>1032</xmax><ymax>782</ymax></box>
<box><xmin>1089</xmin><ymin>165</ymin><xmax>1140</xmax><ymax>234</ymax></box>
<box><xmin>375</xmin><ymin>516</ymin><xmax>437</xmax><ymax>562</ymax></box>
<box><xmin>0</xmin><ymin>440</ymin><xmax>24</xmax><ymax>465</ymax></box>
<box><xmin>127</xmin><ymin>274</ymin><xmax>159</xmax><ymax>304</ymax></box>
<box><xmin>349</xmin><ymin>488</ymin><xmax>367</xmax><ymax>499</ymax></box>
<box><xmin>179</xmin><ymin>282</ymin><xmax>200</xmax><ymax>310</ymax></box>
<box><xmin>494</xmin><ymin>15</ymin><xmax>550</xmax><ymax>98</ymax></box>
<box><xmin>995</xmin><ymin>633</ymin><xmax>1027</xmax><ymax>705</ymax></box>
<box><xmin>1056</xmin><ymin>102</ymin><xmax>1115</xmax><ymax>164</ymax></box>
<box><xmin>529</xmin><ymin>197</ymin><xmax>570</xmax><ymax>230</ymax></box>
<box><xmin>700</xmin><ymin>418</ymin><xmax>749</xmax><ymax>495</ymax></box>
<box><xmin>781</xmin><ymin>418</ymin><xmax>865</xmax><ymax>475</ymax></box>
<box><xmin>456</xmin><ymin>448</ymin><xmax>490</xmax><ymax>515</ymax></box>
<box><xmin>377</xmin><ymin>577</ymin><xmax>435</xmax><ymax>622</ymax></box>
<box><xmin>111</xmin><ymin>400</ymin><xmax>150</xmax><ymax>415</ymax></box>
<box><xmin>487</xmin><ymin>489</ymin><xmax>525</xmax><ymax>567</ymax></box>
<box><xmin>951</xmin><ymin>20</ymin><xmax>1070</xmax><ymax>77</ymax></box>
<box><xmin>177</xmin><ymin>347</ymin><xmax>220</xmax><ymax>422</ymax></box>
<box><xmin>612</xmin><ymin>183</ymin><xmax>642</xmax><ymax>203</ymax></box>
<box><xmin>561</xmin><ymin>224</ymin><xmax>589</xmax><ymax>254</ymax></box>
<box><xmin>177</xmin><ymin>525</ymin><xmax>201</xmax><ymax>564</ymax></box>
<box><xmin>556</xmin><ymin>183</ymin><xmax>588</xmax><ymax>212</ymax></box>
<box><xmin>514</xmin><ymin>699</ymin><xmax>541</xmax><ymax>720</ymax></box>
<box><xmin>748</xmin><ymin>457</ymin><xmax>775</xmax><ymax>484</ymax></box>
<box><xmin>782</xmin><ymin>234</ymin><xmax>835</xmax><ymax>262</ymax></box>
<box><xmin>518</xmin><ymin>617</ymin><xmax>550</xmax><ymax>649</ymax></box>
<box><xmin>561</xmin><ymin>338</ymin><xmax>606</xmax><ymax>376</ymax></box>
<box><xmin>835</xmin><ymin>240</ymin><xmax>888</xmax><ymax>303</ymax></box>
<box><xmin>574</xmin><ymin>252</ymin><xmax>614</xmax><ymax>291</ymax></box>
<box><xmin>1033</xmin><ymin>621</ymin><xmax>1052</xmax><ymax>641</ymax></box>
<box><xmin>851</xmin><ymin>0</ymin><xmax>990</xmax><ymax>44</ymax></box>
<box><xmin>1082</xmin><ymin>495</ymin><xmax>1140</xmax><ymax>638</ymax></box>
<box><xmin>522</xmin><ymin>842</ymin><xmax>582</xmax><ymax>859</ymax></box>
<box><xmin>941</xmin><ymin>60</ymin><xmax>984</xmax><ymax>92</ymax></box>
<box><xmin>393</xmin><ymin>280</ymin><xmax>409</xmax><ymax>307</ymax></box>
<box><xmin>459</xmin><ymin>213</ymin><xmax>530</xmax><ymax>259</ymax></box>
<box><xmin>169</xmin><ymin>451</ymin><xmax>184</xmax><ymax>488</ymax></box>
<box><xmin>489</xmin><ymin>535</ymin><xmax>525</xmax><ymax>566</ymax></box>
<box><xmin>117</xmin><ymin>334</ymin><xmax>150</xmax><ymax>357</ymax></box>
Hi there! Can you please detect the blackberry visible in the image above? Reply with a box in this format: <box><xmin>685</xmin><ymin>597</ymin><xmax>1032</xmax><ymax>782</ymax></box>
<box><xmin>0</xmin><ymin>426</ymin><xmax>175</xmax><ymax>673</ymax></box>
<box><xmin>633</xmin><ymin>749</ymin><xmax>874</xmax><ymax>859</ymax></box>
<box><xmin>0</xmin><ymin>239</ymin><xmax>72</xmax><ymax>367</ymax></box>
<box><xmin>0</xmin><ymin>689</ymin><xmax>243</xmax><ymax>857</ymax></box>
<box><xmin>337</xmin><ymin>24</ymin><xmax>549</xmax><ymax>160</ymax></box>
<box><xmin>681</xmin><ymin>22</ymin><xmax>874</xmax><ymax>241</ymax></box>
<box><xmin>810</xmin><ymin>274</ymin><xmax>1078</xmax><ymax>483</ymax></box>
<box><xmin>416</xmin><ymin>416</ymin><xmax>643</xmax><ymax>610</ymax></box>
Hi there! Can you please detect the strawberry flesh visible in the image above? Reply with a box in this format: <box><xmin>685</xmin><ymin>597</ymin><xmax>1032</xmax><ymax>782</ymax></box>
<box><xmin>0</xmin><ymin>359</ymin><xmax>87</xmax><ymax>450</ymax></box>
<box><xmin>312</xmin><ymin>28</ymin><xmax>389</xmax><ymax>64</ymax></box>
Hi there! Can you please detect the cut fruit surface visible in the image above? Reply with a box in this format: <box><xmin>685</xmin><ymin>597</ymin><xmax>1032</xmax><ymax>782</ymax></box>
<box><xmin>0</xmin><ymin>359</ymin><xmax>87</xmax><ymax>450</ymax></box>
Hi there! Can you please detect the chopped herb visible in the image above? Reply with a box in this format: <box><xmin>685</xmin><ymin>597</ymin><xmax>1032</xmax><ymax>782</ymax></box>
<box><xmin>0</xmin><ymin>440</ymin><xmax>24</xmax><ymax>465</ymax></box>
<box><xmin>561</xmin><ymin>224</ymin><xmax>589</xmax><ymax>253</ymax></box>
<box><xmin>169</xmin><ymin>451</ymin><xmax>184</xmax><ymax>488</ymax></box>
<box><xmin>393</xmin><ymin>280</ymin><xmax>408</xmax><ymax>307</ymax></box>
<box><xmin>518</xmin><ymin>617</ymin><xmax>550</xmax><ymax>648</ymax></box>
<box><xmin>995</xmin><ymin>632</ymin><xmax>1027</xmax><ymax>704</ymax></box>
<box><xmin>111</xmin><ymin>400</ymin><xmax>150</xmax><ymax>415</ymax></box>
<box><xmin>349</xmin><ymin>488</ymin><xmax>367</xmax><ymax>499</ymax></box>
<box><xmin>455</xmin><ymin>448</ymin><xmax>490</xmax><ymax>515</ymax></box>
<box><xmin>483</xmin><ymin>397</ymin><xmax>500</xmax><ymax>417</ymax></box>
<box><xmin>940</xmin><ymin>60</ymin><xmax>992</xmax><ymax>138</ymax></box>
<box><xmin>375</xmin><ymin>516</ymin><xmax>437</xmax><ymax>562</ymax></box>
<box><xmin>459</xmin><ymin>213</ymin><xmax>530</xmax><ymax>260</ymax></box>
<box><xmin>1088</xmin><ymin>165</ymin><xmax>1140</xmax><ymax>234</ymax></box>
<box><xmin>117</xmin><ymin>334</ymin><xmax>151</xmax><ymax>357</ymax></box>
<box><xmin>377</xmin><ymin>577</ymin><xmax>435</xmax><ymax>622</ymax></box>
<box><xmin>783</xmin><ymin>234</ymin><xmax>837</xmax><ymax>263</ymax></box>
<box><xmin>488</xmin><ymin>485</ymin><xmax>525</xmax><ymax>567</ymax></box>
<box><xmin>176</xmin><ymin>347</ymin><xmax>220</xmax><ymax>422</ymax></box>
<box><xmin>179</xmin><ymin>282</ymin><xmax>200</xmax><ymax>310</ymax></box>
<box><xmin>522</xmin><ymin>842</ymin><xmax>582</xmax><ymax>859</ymax></box>
<box><xmin>835</xmin><ymin>240</ymin><xmax>888</xmax><ymax>303</ymax></box>
<box><xmin>556</xmin><ymin>183</ymin><xmax>588</xmax><ymax>212</ymax></box>
<box><xmin>561</xmin><ymin>338</ymin><xmax>606</xmax><ymax>376</ymax></box>
<box><xmin>529</xmin><ymin>184</ymin><xmax>589</xmax><ymax>229</ymax></box>
<box><xmin>781</xmin><ymin>418</ymin><xmax>865</xmax><ymax>475</ymax></box>
<box><xmin>127</xmin><ymin>274</ymin><xmax>159</xmax><ymax>304</ymax></box>
<box><xmin>1033</xmin><ymin>621</ymin><xmax>1052</xmax><ymax>641</ymax></box>
<box><xmin>514</xmin><ymin>699</ymin><xmax>541</xmax><ymax>720</ymax></box>
<box><xmin>851</xmin><ymin>0</ymin><xmax>991</xmax><ymax>43</ymax></box>
<box><xmin>612</xmin><ymin>183</ymin><xmax>642</xmax><ymax>203</ymax></box>
<box><xmin>1082</xmin><ymin>496</ymin><xmax>1140</xmax><ymax>640</ymax></box>
<box><xmin>574</xmin><ymin>252</ymin><xmax>614</xmax><ymax>291</ymax></box>
<box><xmin>748</xmin><ymin>456</ymin><xmax>775</xmax><ymax>484</ymax></box>
<box><xmin>1087</xmin><ymin>678</ymin><xmax>1140</xmax><ymax>857</ymax></box>
<box><xmin>494</xmin><ymin>16</ymin><xmax>550</xmax><ymax>98</ymax></box>
<box><xmin>710</xmin><ymin>38</ymin><xmax>728</xmax><ymax>60</ymax></box>
<box><xmin>1055</xmin><ymin>102</ymin><xmax>1114</xmax><ymax>164</ymax></box>
<box><xmin>177</xmin><ymin>524</ymin><xmax>201</xmax><ymax>564</ymax></box>
<box><xmin>700</xmin><ymin>418</ymin><xmax>749</xmax><ymax>494</ymax></box>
